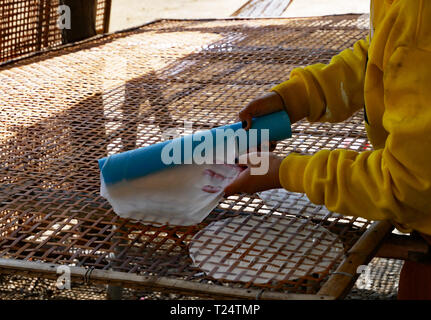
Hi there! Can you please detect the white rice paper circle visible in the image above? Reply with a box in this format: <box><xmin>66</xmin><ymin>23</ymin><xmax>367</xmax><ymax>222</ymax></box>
<box><xmin>189</xmin><ymin>215</ymin><xmax>344</xmax><ymax>284</ymax></box>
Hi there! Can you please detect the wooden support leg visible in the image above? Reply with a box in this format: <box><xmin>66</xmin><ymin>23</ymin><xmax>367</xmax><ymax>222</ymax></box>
<box><xmin>106</xmin><ymin>282</ymin><xmax>123</xmax><ymax>300</ymax></box>
<box><xmin>59</xmin><ymin>0</ymin><xmax>97</xmax><ymax>44</ymax></box>
<box><xmin>397</xmin><ymin>233</ymin><xmax>431</xmax><ymax>300</ymax></box>
<box><xmin>398</xmin><ymin>260</ymin><xmax>431</xmax><ymax>300</ymax></box>
<box><xmin>106</xmin><ymin>225</ymin><xmax>128</xmax><ymax>300</ymax></box>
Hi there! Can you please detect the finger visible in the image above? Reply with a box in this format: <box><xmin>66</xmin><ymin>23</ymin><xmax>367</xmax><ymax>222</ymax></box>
<box><xmin>234</xmin><ymin>156</ymin><xmax>248</xmax><ymax>168</ymax></box>
<box><xmin>223</xmin><ymin>168</ymin><xmax>251</xmax><ymax>197</ymax></box>
<box><xmin>242</xmin><ymin>114</ymin><xmax>252</xmax><ymax>130</ymax></box>
<box><xmin>237</xmin><ymin>151</ymin><xmax>270</xmax><ymax>168</ymax></box>
<box><xmin>238</xmin><ymin>110</ymin><xmax>253</xmax><ymax>130</ymax></box>
<box><xmin>237</xmin><ymin>152</ymin><xmax>257</xmax><ymax>167</ymax></box>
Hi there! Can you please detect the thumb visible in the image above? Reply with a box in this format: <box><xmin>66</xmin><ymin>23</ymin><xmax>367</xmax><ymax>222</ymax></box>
<box><xmin>237</xmin><ymin>151</ymin><xmax>270</xmax><ymax>168</ymax></box>
<box><xmin>239</xmin><ymin>113</ymin><xmax>253</xmax><ymax>130</ymax></box>
<box><xmin>223</xmin><ymin>168</ymin><xmax>250</xmax><ymax>197</ymax></box>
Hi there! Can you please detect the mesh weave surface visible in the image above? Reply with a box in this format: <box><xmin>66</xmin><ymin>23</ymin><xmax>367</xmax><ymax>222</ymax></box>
<box><xmin>189</xmin><ymin>215</ymin><xmax>344</xmax><ymax>285</ymax></box>
<box><xmin>1</xmin><ymin>15</ymin><xmax>372</xmax><ymax>295</ymax></box>
<box><xmin>0</xmin><ymin>0</ymin><xmax>110</xmax><ymax>63</ymax></box>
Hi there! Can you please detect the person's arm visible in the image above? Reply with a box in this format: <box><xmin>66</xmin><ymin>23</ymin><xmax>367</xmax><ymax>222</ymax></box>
<box><xmin>272</xmin><ymin>38</ymin><xmax>369</xmax><ymax>123</ymax></box>
<box><xmin>227</xmin><ymin>38</ymin><xmax>370</xmax><ymax>196</ymax></box>
<box><xmin>238</xmin><ymin>37</ymin><xmax>369</xmax><ymax>128</ymax></box>
<box><xmin>280</xmin><ymin>45</ymin><xmax>431</xmax><ymax>234</ymax></box>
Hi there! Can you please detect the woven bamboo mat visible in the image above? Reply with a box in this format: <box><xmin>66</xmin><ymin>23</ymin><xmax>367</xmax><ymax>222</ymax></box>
<box><xmin>0</xmin><ymin>15</ymin><xmax>374</xmax><ymax>297</ymax></box>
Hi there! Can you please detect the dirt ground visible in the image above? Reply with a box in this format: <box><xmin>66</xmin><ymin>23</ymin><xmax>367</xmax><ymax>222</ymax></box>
<box><xmin>109</xmin><ymin>0</ymin><xmax>370</xmax><ymax>32</ymax></box>
<box><xmin>109</xmin><ymin>0</ymin><xmax>249</xmax><ymax>32</ymax></box>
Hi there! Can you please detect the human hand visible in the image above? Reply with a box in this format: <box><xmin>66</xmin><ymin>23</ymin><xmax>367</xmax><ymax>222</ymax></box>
<box><xmin>222</xmin><ymin>152</ymin><xmax>284</xmax><ymax>197</ymax></box>
<box><xmin>239</xmin><ymin>92</ymin><xmax>285</xmax><ymax>130</ymax></box>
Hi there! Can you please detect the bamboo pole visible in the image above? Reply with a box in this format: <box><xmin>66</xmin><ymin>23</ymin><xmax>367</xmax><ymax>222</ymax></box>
<box><xmin>103</xmin><ymin>0</ymin><xmax>112</xmax><ymax>33</ymax></box>
<box><xmin>36</xmin><ymin>0</ymin><xmax>45</xmax><ymax>51</ymax></box>
<box><xmin>0</xmin><ymin>258</ymin><xmax>332</xmax><ymax>300</ymax></box>
<box><xmin>317</xmin><ymin>220</ymin><xmax>394</xmax><ymax>299</ymax></box>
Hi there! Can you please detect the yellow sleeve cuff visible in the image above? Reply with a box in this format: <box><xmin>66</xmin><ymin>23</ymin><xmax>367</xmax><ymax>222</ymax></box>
<box><xmin>270</xmin><ymin>75</ymin><xmax>310</xmax><ymax>122</ymax></box>
<box><xmin>278</xmin><ymin>153</ymin><xmax>312</xmax><ymax>193</ymax></box>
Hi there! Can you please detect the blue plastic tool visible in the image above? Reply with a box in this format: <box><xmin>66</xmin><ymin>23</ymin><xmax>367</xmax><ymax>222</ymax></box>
<box><xmin>98</xmin><ymin>111</ymin><xmax>291</xmax><ymax>185</ymax></box>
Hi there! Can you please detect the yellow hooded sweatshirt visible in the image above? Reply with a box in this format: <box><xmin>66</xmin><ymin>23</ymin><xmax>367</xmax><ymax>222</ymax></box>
<box><xmin>272</xmin><ymin>0</ymin><xmax>431</xmax><ymax>235</ymax></box>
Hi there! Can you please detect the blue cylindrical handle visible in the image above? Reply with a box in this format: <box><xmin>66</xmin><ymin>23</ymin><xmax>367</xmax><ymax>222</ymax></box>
<box><xmin>99</xmin><ymin>111</ymin><xmax>291</xmax><ymax>185</ymax></box>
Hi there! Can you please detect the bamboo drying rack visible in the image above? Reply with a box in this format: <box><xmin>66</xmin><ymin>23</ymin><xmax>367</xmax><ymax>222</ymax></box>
<box><xmin>0</xmin><ymin>14</ymin><xmax>394</xmax><ymax>299</ymax></box>
<box><xmin>0</xmin><ymin>0</ymin><xmax>111</xmax><ymax>63</ymax></box>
